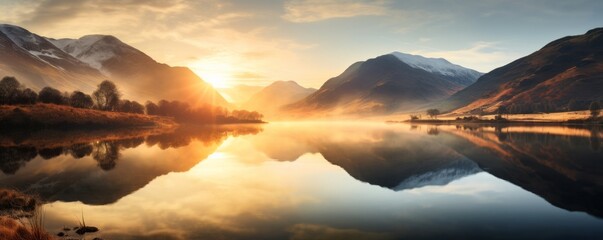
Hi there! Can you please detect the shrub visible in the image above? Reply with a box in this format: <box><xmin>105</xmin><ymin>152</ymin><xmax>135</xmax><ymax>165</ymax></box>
<box><xmin>69</xmin><ymin>91</ymin><xmax>94</xmax><ymax>109</ymax></box>
<box><xmin>37</xmin><ymin>87</ymin><xmax>64</xmax><ymax>104</ymax></box>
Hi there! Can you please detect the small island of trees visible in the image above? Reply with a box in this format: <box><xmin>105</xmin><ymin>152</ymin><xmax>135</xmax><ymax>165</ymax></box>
<box><xmin>404</xmin><ymin>102</ymin><xmax>601</xmax><ymax>125</ymax></box>
<box><xmin>0</xmin><ymin>76</ymin><xmax>264</xmax><ymax>129</ymax></box>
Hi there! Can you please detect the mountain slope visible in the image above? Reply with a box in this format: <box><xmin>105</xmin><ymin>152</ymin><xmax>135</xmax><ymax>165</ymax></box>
<box><xmin>218</xmin><ymin>84</ymin><xmax>264</xmax><ymax>104</ymax></box>
<box><xmin>0</xmin><ymin>24</ymin><xmax>105</xmax><ymax>93</ymax></box>
<box><xmin>287</xmin><ymin>52</ymin><xmax>481</xmax><ymax>115</ymax></box>
<box><xmin>0</xmin><ymin>24</ymin><xmax>228</xmax><ymax>107</ymax></box>
<box><xmin>441</xmin><ymin>28</ymin><xmax>603</xmax><ymax>114</ymax></box>
<box><xmin>48</xmin><ymin>34</ymin><xmax>228</xmax><ymax>106</ymax></box>
<box><xmin>243</xmin><ymin>81</ymin><xmax>316</xmax><ymax>117</ymax></box>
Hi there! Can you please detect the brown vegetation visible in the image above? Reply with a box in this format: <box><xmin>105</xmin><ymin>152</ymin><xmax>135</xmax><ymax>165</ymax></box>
<box><xmin>0</xmin><ymin>189</ymin><xmax>54</xmax><ymax>240</ymax></box>
<box><xmin>1</xmin><ymin>76</ymin><xmax>265</xmax><ymax>125</ymax></box>
<box><xmin>0</xmin><ymin>217</ymin><xmax>55</xmax><ymax>240</ymax></box>
<box><xmin>0</xmin><ymin>104</ymin><xmax>176</xmax><ymax>129</ymax></box>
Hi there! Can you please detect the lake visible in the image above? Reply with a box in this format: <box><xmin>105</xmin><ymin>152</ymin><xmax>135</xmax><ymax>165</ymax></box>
<box><xmin>0</xmin><ymin>122</ymin><xmax>602</xmax><ymax>240</ymax></box>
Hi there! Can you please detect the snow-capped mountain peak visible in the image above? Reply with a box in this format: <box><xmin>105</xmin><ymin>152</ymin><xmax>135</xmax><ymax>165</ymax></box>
<box><xmin>48</xmin><ymin>35</ymin><xmax>122</xmax><ymax>71</ymax></box>
<box><xmin>0</xmin><ymin>24</ymin><xmax>84</xmax><ymax>68</ymax></box>
<box><xmin>0</xmin><ymin>24</ymin><xmax>43</xmax><ymax>49</ymax></box>
<box><xmin>390</xmin><ymin>52</ymin><xmax>482</xmax><ymax>80</ymax></box>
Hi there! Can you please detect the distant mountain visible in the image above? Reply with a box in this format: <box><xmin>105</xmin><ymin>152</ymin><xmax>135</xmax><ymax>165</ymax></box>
<box><xmin>0</xmin><ymin>24</ymin><xmax>104</xmax><ymax>91</ymax></box>
<box><xmin>218</xmin><ymin>84</ymin><xmax>264</xmax><ymax>104</ymax></box>
<box><xmin>441</xmin><ymin>28</ymin><xmax>603</xmax><ymax>114</ymax></box>
<box><xmin>243</xmin><ymin>81</ymin><xmax>316</xmax><ymax>117</ymax></box>
<box><xmin>0</xmin><ymin>24</ymin><xmax>228</xmax><ymax>106</ymax></box>
<box><xmin>286</xmin><ymin>52</ymin><xmax>481</xmax><ymax>116</ymax></box>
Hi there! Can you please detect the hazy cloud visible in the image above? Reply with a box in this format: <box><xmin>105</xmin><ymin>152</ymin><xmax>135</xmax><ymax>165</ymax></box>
<box><xmin>233</xmin><ymin>72</ymin><xmax>265</xmax><ymax>79</ymax></box>
<box><xmin>283</xmin><ymin>0</ymin><xmax>389</xmax><ymax>23</ymax></box>
<box><xmin>411</xmin><ymin>42</ymin><xmax>518</xmax><ymax>72</ymax></box>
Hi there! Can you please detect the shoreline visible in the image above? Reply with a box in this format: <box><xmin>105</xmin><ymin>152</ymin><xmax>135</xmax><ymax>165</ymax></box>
<box><xmin>387</xmin><ymin>119</ymin><xmax>603</xmax><ymax>126</ymax></box>
<box><xmin>0</xmin><ymin>104</ymin><xmax>266</xmax><ymax>131</ymax></box>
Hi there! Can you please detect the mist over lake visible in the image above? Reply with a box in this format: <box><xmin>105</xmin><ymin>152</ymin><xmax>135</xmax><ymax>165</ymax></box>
<box><xmin>1</xmin><ymin>122</ymin><xmax>601</xmax><ymax>239</ymax></box>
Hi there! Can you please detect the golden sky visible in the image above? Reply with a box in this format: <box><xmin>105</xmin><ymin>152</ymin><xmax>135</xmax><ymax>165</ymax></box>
<box><xmin>1</xmin><ymin>0</ymin><xmax>602</xmax><ymax>88</ymax></box>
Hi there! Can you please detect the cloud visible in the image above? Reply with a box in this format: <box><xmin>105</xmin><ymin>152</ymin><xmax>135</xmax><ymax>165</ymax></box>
<box><xmin>233</xmin><ymin>71</ymin><xmax>265</xmax><ymax>80</ymax></box>
<box><xmin>283</xmin><ymin>0</ymin><xmax>389</xmax><ymax>23</ymax></box>
<box><xmin>410</xmin><ymin>42</ymin><xmax>519</xmax><ymax>72</ymax></box>
<box><xmin>0</xmin><ymin>0</ymin><xmax>316</xmax><ymax>87</ymax></box>
<box><xmin>18</xmin><ymin>0</ymin><xmax>186</xmax><ymax>27</ymax></box>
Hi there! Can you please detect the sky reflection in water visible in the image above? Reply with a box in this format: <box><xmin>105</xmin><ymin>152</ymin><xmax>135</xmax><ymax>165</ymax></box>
<box><xmin>0</xmin><ymin>122</ymin><xmax>602</xmax><ymax>240</ymax></box>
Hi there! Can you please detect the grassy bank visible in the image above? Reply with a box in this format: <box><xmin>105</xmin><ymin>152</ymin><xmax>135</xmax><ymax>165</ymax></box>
<box><xmin>0</xmin><ymin>104</ymin><xmax>177</xmax><ymax>130</ymax></box>
<box><xmin>385</xmin><ymin>110</ymin><xmax>602</xmax><ymax>125</ymax></box>
<box><xmin>388</xmin><ymin>117</ymin><xmax>602</xmax><ymax>125</ymax></box>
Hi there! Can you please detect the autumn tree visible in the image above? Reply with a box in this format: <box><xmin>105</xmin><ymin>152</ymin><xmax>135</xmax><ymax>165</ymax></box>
<box><xmin>0</xmin><ymin>76</ymin><xmax>22</xmax><ymax>104</ymax></box>
<box><xmin>117</xmin><ymin>100</ymin><xmax>145</xmax><ymax>114</ymax></box>
<box><xmin>93</xmin><ymin>80</ymin><xmax>121</xmax><ymax>111</ymax></box>
<box><xmin>38</xmin><ymin>87</ymin><xmax>65</xmax><ymax>105</ymax></box>
<box><xmin>16</xmin><ymin>88</ymin><xmax>38</xmax><ymax>104</ymax></box>
<box><xmin>130</xmin><ymin>101</ymin><xmax>145</xmax><ymax>114</ymax></box>
<box><xmin>145</xmin><ymin>101</ymin><xmax>159</xmax><ymax>115</ymax></box>
<box><xmin>69</xmin><ymin>91</ymin><xmax>94</xmax><ymax>109</ymax></box>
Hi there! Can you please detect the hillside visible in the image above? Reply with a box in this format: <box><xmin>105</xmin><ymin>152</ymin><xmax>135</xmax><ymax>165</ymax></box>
<box><xmin>0</xmin><ymin>24</ymin><xmax>228</xmax><ymax>107</ymax></box>
<box><xmin>441</xmin><ymin>28</ymin><xmax>603</xmax><ymax>114</ymax></box>
<box><xmin>243</xmin><ymin>81</ymin><xmax>316</xmax><ymax>118</ymax></box>
<box><xmin>218</xmin><ymin>84</ymin><xmax>264</xmax><ymax>104</ymax></box>
<box><xmin>286</xmin><ymin>53</ymin><xmax>481</xmax><ymax>116</ymax></box>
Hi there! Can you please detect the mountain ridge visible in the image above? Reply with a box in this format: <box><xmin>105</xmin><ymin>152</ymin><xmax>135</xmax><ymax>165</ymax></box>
<box><xmin>244</xmin><ymin>80</ymin><xmax>316</xmax><ymax>118</ymax></box>
<box><xmin>440</xmin><ymin>27</ymin><xmax>603</xmax><ymax>114</ymax></box>
<box><xmin>0</xmin><ymin>24</ymin><xmax>228</xmax><ymax>107</ymax></box>
<box><xmin>286</xmin><ymin>53</ymin><xmax>481</xmax><ymax>116</ymax></box>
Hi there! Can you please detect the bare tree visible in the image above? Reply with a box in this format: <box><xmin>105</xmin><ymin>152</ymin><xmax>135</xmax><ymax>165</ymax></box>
<box><xmin>426</xmin><ymin>109</ymin><xmax>440</xmax><ymax>119</ymax></box>
<box><xmin>93</xmin><ymin>80</ymin><xmax>121</xmax><ymax>111</ymax></box>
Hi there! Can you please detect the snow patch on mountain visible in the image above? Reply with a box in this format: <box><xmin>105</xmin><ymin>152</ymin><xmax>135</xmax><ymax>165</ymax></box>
<box><xmin>29</xmin><ymin>50</ymin><xmax>62</xmax><ymax>59</ymax></box>
<box><xmin>0</xmin><ymin>24</ymin><xmax>41</xmax><ymax>49</ymax></box>
<box><xmin>393</xmin><ymin>158</ymin><xmax>481</xmax><ymax>191</ymax></box>
<box><xmin>390</xmin><ymin>52</ymin><xmax>482</xmax><ymax>79</ymax></box>
<box><xmin>49</xmin><ymin>35</ymin><xmax>116</xmax><ymax>72</ymax></box>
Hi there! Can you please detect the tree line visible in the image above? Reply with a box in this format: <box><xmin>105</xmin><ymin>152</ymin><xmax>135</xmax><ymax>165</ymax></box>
<box><xmin>0</xmin><ymin>76</ymin><xmax>263</xmax><ymax>123</ymax></box>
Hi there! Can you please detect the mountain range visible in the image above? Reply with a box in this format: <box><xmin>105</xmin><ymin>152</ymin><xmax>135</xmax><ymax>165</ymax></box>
<box><xmin>243</xmin><ymin>80</ymin><xmax>316</xmax><ymax>118</ymax></box>
<box><xmin>0</xmin><ymin>24</ymin><xmax>228</xmax><ymax>107</ymax></box>
<box><xmin>286</xmin><ymin>52</ymin><xmax>481</xmax><ymax>116</ymax></box>
<box><xmin>2</xmin><ymin>23</ymin><xmax>602</xmax><ymax>117</ymax></box>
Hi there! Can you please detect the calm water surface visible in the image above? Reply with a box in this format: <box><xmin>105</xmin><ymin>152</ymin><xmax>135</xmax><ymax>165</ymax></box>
<box><xmin>0</xmin><ymin>122</ymin><xmax>602</xmax><ymax>240</ymax></box>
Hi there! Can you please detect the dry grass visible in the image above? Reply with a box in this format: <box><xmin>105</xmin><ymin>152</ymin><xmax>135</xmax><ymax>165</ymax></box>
<box><xmin>381</xmin><ymin>110</ymin><xmax>595</xmax><ymax>122</ymax></box>
<box><xmin>0</xmin><ymin>189</ymin><xmax>54</xmax><ymax>240</ymax></box>
<box><xmin>0</xmin><ymin>103</ymin><xmax>177</xmax><ymax>129</ymax></box>
<box><xmin>0</xmin><ymin>216</ymin><xmax>55</xmax><ymax>240</ymax></box>
<box><xmin>440</xmin><ymin>110</ymin><xmax>592</xmax><ymax>122</ymax></box>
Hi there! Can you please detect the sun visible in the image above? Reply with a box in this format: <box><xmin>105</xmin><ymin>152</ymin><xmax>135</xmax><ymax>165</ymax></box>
<box><xmin>197</xmin><ymin>71</ymin><xmax>231</xmax><ymax>89</ymax></box>
<box><xmin>188</xmin><ymin>59</ymin><xmax>234</xmax><ymax>89</ymax></box>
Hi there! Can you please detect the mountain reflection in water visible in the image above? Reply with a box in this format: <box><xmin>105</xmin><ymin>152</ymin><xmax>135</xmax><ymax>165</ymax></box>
<box><xmin>0</xmin><ymin>125</ymin><xmax>262</xmax><ymax>205</ymax></box>
<box><xmin>0</xmin><ymin>122</ymin><xmax>601</xmax><ymax>240</ymax></box>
